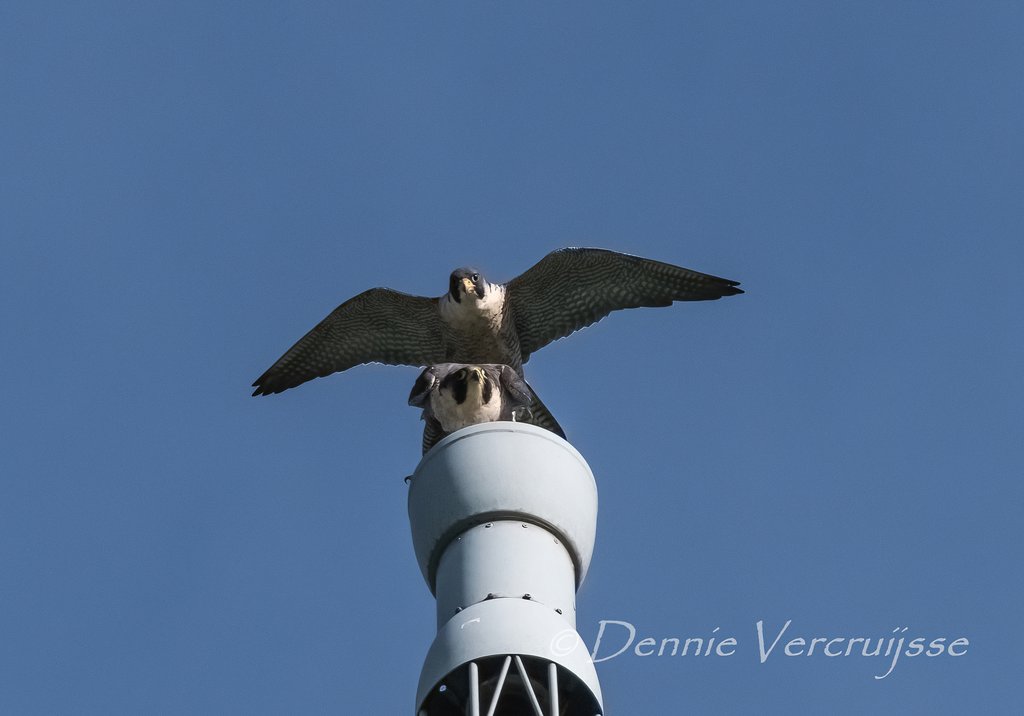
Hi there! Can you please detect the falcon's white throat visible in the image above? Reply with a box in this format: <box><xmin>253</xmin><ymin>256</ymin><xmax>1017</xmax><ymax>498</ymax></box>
<box><xmin>433</xmin><ymin>373</ymin><xmax>502</xmax><ymax>432</ymax></box>
<box><xmin>439</xmin><ymin>280</ymin><xmax>506</xmax><ymax>331</ymax></box>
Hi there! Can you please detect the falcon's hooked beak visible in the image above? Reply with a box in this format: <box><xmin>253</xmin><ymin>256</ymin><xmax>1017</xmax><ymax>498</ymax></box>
<box><xmin>464</xmin><ymin>366</ymin><xmax>491</xmax><ymax>404</ymax></box>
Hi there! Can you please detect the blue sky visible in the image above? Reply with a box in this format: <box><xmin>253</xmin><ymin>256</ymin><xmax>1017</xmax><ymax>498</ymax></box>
<box><xmin>2</xmin><ymin>2</ymin><xmax>1021</xmax><ymax>713</ymax></box>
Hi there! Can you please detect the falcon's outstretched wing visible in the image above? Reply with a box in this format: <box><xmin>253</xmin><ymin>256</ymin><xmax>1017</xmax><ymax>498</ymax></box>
<box><xmin>252</xmin><ymin>288</ymin><xmax>447</xmax><ymax>395</ymax></box>
<box><xmin>506</xmin><ymin>248</ymin><xmax>742</xmax><ymax>361</ymax></box>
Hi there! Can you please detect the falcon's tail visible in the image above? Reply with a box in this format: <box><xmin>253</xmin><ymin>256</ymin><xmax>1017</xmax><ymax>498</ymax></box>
<box><xmin>518</xmin><ymin>381</ymin><xmax>566</xmax><ymax>440</ymax></box>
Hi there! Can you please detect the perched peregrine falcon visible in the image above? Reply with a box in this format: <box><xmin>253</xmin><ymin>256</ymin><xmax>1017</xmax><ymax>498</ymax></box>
<box><xmin>252</xmin><ymin>247</ymin><xmax>742</xmax><ymax>396</ymax></box>
<box><xmin>408</xmin><ymin>363</ymin><xmax>565</xmax><ymax>453</ymax></box>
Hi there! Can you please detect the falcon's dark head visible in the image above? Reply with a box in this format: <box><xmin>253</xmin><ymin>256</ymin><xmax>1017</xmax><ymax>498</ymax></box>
<box><xmin>439</xmin><ymin>365</ymin><xmax>493</xmax><ymax>405</ymax></box>
<box><xmin>448</xmin><ymin>267</ymin><xmax>486</xmax><ymax>303</ymax></box>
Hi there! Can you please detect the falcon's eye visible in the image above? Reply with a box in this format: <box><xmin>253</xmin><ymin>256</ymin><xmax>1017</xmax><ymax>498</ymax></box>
<box><xmin>470</xmin><ymin>273</ymin><xmax>479</xmax><ymax>283</ymax></box>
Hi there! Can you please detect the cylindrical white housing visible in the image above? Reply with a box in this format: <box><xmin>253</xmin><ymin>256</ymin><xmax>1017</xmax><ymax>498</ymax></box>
<box><xmin>408</xmin><ymin>422</ymin><xmax>603</xmax><ymax>715</ymax></box>
<box><xmin>435</xmin><ymin>520</ymin><xmax>578</xmax><ymax>630</ymax></box>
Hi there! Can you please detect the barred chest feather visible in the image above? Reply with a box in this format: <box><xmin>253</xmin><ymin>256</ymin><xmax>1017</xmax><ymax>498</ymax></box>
<box><xmin>438</xmin><ymin>283</ymin><xmax>520</xmax><ymax>366</ymax></box>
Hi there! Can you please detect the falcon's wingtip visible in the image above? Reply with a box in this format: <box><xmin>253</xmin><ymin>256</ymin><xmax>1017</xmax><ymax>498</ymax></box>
<box><xmin>251</xmin><ymin>375</ymin><xmax>283</xmax><ymax>396</ymax></box>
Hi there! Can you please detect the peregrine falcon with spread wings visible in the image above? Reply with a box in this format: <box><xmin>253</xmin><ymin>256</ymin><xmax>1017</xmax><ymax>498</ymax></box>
<box><xmin>251</xmin><ymin>247</ymin><xmax>742</xmax><ymax>396</ymax></box>
<box><xmin>408</xmin><ymin>363</ymin><xmax>565</xmax><ymax>454</ymax></box>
